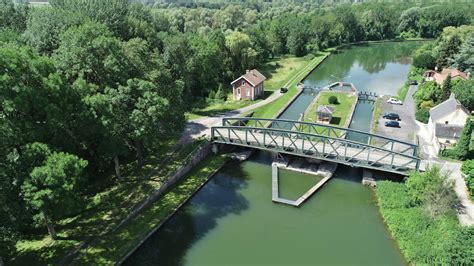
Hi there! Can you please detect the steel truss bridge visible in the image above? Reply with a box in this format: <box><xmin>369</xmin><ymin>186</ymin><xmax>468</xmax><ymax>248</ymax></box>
<box><xmin>211</xmin><ymin>118</ymin><xmax>420</xmax><ymax>175</ymax></box>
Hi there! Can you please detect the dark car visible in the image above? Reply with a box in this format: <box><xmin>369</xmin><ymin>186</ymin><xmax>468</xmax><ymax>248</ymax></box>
<box><xmin>410</xmin><ymin>80</ymin><xmax>418</xmax><ymax>85</ymax></box>
<box><xmin>385</xmin><ymin>121</ymin><xmax>400</xmax><ymax>128</ymax></box>
<box><xmin>280</xmin><ymin>87</ymin><xmax>288</xmax><ymax>93</ymax></box>
<box><xmin>382</xmin><ymin>113</ymin><xmax>401</xmax><ymax>121</ymax></box>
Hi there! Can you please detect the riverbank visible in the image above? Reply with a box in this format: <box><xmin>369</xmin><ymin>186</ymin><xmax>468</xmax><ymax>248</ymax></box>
<box><xmin>375</xmin><ymin>180</ymin><xmax>473</xmax><ymax>264</ymax></box>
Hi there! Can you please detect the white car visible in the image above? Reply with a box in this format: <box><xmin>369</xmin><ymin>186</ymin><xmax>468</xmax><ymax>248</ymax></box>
<box><xmin>387</xmin><ymin>98</ymin><xmax>403</xmax><ymax>105</ymax></box>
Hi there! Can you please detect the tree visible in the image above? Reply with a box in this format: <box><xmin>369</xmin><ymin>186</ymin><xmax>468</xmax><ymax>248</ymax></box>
<box><xmin>455</xmin><ymin>118</ymin><xmax>474</xmax><ymax>160</ymax></box>
<box><xmin>436</xmin><ymin>74</ymin><xmax>452</xmax><ymax>103</ymax></box>
<box><xmin>0</xmin><ymin>0</ymin><xmax>28</xmax><ymax>32</ymax></box>
<box><xmin>436</xmin><ymin>34</ymin><xmax>462</xmax><ymax>69</ymax></box>
<box><xmin>287</xmin><ymin>26</ymin><xmax>307</xmax><ymax>56</ymax></box>
<box><xmin>50</xmin><ymin>0</ymin><xmax>129</xmax><ymax>37</ymax></box>
<box><xmin>225</xmin><ymin>31</ymin><xmax>257</xmax><ymax>74</ymax></box>
<box><xmin>397</xmin><ymin>7</ymin><xmax>421</xmax><ymax>37</ymax></box>
<box><xmin>461</xmin><ymin>160</ymin><xmax>474</xmax><ymax>198</ymax></box>
<box><xmin>21</xmin><ymin>151</ymin><xmax>87</xmax><ymax>239</ymax></box>
<box><xmin>406</xmin><ymin>166</ymin><xmax>459</xmax><ymax>219</ymax></box>
<box><xmin>453</xmin><ymin>34</ymin><xmax>474</xmax><ymax>73</ymax></box>
<box><xmin>328</xmin><ymin>96</ymin><xmax>338</xmax><ymax>104</ymax></box>
<box><xmin>360</xmin><ymin>7</ymin><xmax>396</xmax><ymax>40</ymax></box>
<box><xmin>412</xmin><ymin>50</ymin><xmax>436</xmax><ymax>69</ymax></box>
<box><xmin>24</xmin><ymin>8</ymin><xmax>86</xmax><ymax>55</ymax></box>
<box><xmin>452</xmin><ymin>79</ymin><xmax>474</xmax><ymax>111</ymax></box>
<box><xmin>53</xmin><ymin>22</ymin><xmax>131</xmax><ymax>88</ymax></box>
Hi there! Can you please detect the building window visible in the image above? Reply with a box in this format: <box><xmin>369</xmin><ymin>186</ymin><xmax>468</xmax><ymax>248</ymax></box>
<box><xmin>246</xmin><ymin>89</ymin><xmax>250</xmax><ymax>97</ymax></box>
<box><xmin>242</xmin><ymin>80</ymin><xmax>246</xmax><ymax>85</ymax></box>
<box><xmin>445</xmin><ymin>121</ymin><xmax>449</xmax><ymax>124</ymax></box>
<box><xmin>237</xmin><ymin>88</ymin><xmax>240</xmax><ymax>96</ymax></box>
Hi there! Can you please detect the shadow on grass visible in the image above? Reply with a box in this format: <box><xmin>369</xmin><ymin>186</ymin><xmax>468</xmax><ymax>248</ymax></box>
<box><xmin>124</xmin><ymin>165</ymin><xmax>251</xmax><ymax>266</ymax></box>
<box><xmin>330</xmin><ymin>117</ymin><xmax>341</xmax><ymax>125</ymax></box>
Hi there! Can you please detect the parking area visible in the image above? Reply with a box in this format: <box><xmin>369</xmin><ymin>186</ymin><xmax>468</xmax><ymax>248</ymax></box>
<box><xmin>375</xmin><ymin>85</ymin><xmax>419</xmax><ymax>144</ymax></box>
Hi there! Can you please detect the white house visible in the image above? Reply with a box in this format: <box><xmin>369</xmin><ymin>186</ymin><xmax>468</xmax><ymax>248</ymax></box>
<box><xmin>428</xmin><ymin>93</ymin><xmax>470</xmax><ymax>153</ymax></box>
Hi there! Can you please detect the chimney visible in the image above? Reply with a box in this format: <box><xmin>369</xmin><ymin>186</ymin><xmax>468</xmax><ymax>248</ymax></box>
<box><xmin>246</xmin><ymin>70</ymin><xmax>250</xmax><ymax>74</ymax></box>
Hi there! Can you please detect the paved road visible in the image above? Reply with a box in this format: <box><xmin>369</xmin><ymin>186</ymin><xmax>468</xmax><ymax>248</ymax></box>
<box><xmin>376</xmin><ymin>85</ymin><xmax>419</xmax><ymax>143</ymax></box>
<box><xmin>179</xmin><ymin>90</ymin><xmax>285</xmax><ymax>144</ymax></box>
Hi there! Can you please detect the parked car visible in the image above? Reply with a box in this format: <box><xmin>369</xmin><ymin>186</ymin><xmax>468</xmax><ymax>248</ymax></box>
<box><xmin>384</xmin><ymin>121</ymin><xmax>400</xmax><ymax>128</ymax></box>
<box><xmin>387</xmin><ymin>97</ymin><xmax>403</xmax><ymax>105</ymax></box>
<box><xmin>280</xmin><ymin>87</ymin><xmax>288</xmax><ymax>93</ymax></box>
<box><xmin>410</xmin><ymin>80</ymin><xmax>418</xmax><ymax>85</ymax></box>
<box><xmin>382</xmin><ymin>113</ymin><xmax>401</xmax><ymax>121</ymax></box>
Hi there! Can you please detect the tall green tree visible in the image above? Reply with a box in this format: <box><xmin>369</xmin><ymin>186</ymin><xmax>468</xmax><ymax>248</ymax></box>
<box><xmin>50</xmin><ymin>0</ymin><xmax>129</xmax><ymax>37</ymax></box>
<box><xmin>22</xmin><ymin>150</ymin><xmax>87</xmax><ymax>239</ymax></box>
<box><xmin>225</xmin><ymin>31</ymin><xmax>257</xmax><ymax>74</ymax></box>
<box><xmin>53</xmin><ymin>22</ymin><xmax>131</xmax><ymax>88</ymax></box>
<box><xmin>453</xmin><ymin>34</ymin><xmax>474</xmax><ymax>73</ymax></box>
<box><xmin>436</xmin><ymin>34</ymin><xmax>462</xmax><ymax>69</ymax></box>
<box><xmin>437</xmin><ymin>74</ymin><xmax>452</xmax><ymax>103</ymax></box>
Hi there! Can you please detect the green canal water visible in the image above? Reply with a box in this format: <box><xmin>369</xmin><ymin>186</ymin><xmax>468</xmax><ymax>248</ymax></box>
<box><xmin>125</xmin><ymin>41</ymin><xmax>422</xmax><ymax>265</ymax></box>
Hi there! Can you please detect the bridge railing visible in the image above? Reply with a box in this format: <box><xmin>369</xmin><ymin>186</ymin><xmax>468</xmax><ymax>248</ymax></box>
<box><xmin>211</xmin><ymin>126</ymin><xmax>420</xmax><ymax>175</ymax></box>
<box><xmin>222</xmin><ymin>117</ymin><xmax>418</xmax><ymax>157</ymax></box>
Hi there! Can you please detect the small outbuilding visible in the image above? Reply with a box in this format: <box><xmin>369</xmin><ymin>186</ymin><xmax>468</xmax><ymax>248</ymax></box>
<box><xmin>316</xmin><ymin>105</ymin><xmax>335</xmax><ymax>123</ymax></box>
<box><xmin>231</xmin><ymin>69</ymin><xmax>266</xmax><ymax>101</ymax></box>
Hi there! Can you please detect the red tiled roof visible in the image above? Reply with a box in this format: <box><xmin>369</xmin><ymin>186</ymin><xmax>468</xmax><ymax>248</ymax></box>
<box><xmin>231</xmin><ymin>69</ymin><xmax>267</xmax><ymax>86</ymax></box>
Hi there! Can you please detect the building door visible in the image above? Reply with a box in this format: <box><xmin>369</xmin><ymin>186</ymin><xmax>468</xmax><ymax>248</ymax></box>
<box><xmin>237</xmin><ymin>88</ymin><xmax>241</xmax><ymax>99</ymax></box>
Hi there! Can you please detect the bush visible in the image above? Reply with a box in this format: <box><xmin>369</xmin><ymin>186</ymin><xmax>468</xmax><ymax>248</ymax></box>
<box><xmin>415</xmin><ymin>108</ymin><xmax>430</xmax><ymax>123</ymax></box>
<box><xmin>461</xmin><ymin>160</ymin><xmax>474</xmax><ymax>198</ymax></box>
<box><xmin>375</xmin><ymin>168</ymin><xmax>473</xmax><ymax>265</ymax></box>
<box><xmin>328</xmin><ymin>95</ymin><xmax>338</xmax><ymax>104</ymax></box>
<box><xmin>208</xmin><ymin>90</ymin><xmax>215</xmax><ymax>99</ymax></box>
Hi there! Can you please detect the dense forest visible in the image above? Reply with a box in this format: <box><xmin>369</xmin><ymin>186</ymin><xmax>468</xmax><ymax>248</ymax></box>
<box><xmin>1</xmin><ymin>0</ymin><xmax>473</xmax><ymax>262</ymax></box>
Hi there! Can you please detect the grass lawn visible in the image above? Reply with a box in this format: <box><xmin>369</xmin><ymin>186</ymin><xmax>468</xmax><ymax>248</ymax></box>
<box><xmin>186</xmin><ymin>53</ymin><xmax>327</xmax><ymax>120</ymax></box>
<box><xmin>251</xmin><ymin>51</ymin><xmax>331</xmax><ymax>120</ymax></box>
<box><xmin>72</xmin><ymin>154</ymin><xmax>228</xmax><ymax>264</ymax></box>
<box><xmin>304</xmin><ymin>91</ymin><xmax>357</xmax><ymax>128</ymax></box>
<box><xmin>11</xmin><ymin>139</ymin><xmax>206</xmax><ymax>265</ymax></box>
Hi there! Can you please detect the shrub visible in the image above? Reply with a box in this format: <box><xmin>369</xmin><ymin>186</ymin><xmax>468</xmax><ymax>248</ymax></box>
<box><xmin>208</xmin><ymin>90</ymin><xmax>215</xmax><ymax>99</ymax></box>
<box><xmin>415</xmin><ymin>108</ymin><xmax>430</xmax><ymax>123</ymax></box>
<box><xmin>328</xmin><ymin>95</ymin><xmax>338</xmax><ymax>104</ymax></box>
<box><xmin>461</xmin><ymin>160</ymin><xmax>474</xmax><ymax>198</ymax></box>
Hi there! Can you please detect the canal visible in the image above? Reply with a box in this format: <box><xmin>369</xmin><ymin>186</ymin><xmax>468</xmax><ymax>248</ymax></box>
<box><xmin>125</xmin><ymin>41</ymin><xmax>422</xmax><ymax>265</ymax></box>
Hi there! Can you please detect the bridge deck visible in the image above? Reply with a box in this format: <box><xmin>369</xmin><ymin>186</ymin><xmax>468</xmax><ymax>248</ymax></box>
<box><xmin>212</xmin><ymin>126</ymin><xmax>419</xmax><ymax>175</ymax></box>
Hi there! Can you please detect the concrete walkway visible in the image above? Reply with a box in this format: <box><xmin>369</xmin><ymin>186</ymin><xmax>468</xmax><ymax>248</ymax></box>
<box><xmin>179</xmin><ymin>90</ymin><xmax>283</xmax><ymax>144</ymax></box>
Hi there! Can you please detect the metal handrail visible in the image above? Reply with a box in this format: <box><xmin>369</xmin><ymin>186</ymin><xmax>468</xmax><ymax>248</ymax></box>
<box><xmin>222</xmin><ymin>117</ymin><xmax>418</xmax><ymax>148</ymax></box>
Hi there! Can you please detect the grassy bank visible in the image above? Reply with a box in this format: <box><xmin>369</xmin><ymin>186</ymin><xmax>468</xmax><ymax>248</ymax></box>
<box><xmin>376</xmin><ymin>180</ymin><xmax>474</xmax><ymax>264</ymax></box>
<box><xmin>185</xmin><ymin>54</ymin><xmax>322</xmax><ymax>120</ymax></box>
<box><xmin>370</xmin><ymin>97</ymin><xmax>383</xmax><ymax>134</ymax></box>
<box><xmin>303</xmin><ymin>91</ymin><xmax>357</xmax><ymax>127</ymax></box>
<box><xmin>251</xmin><ymin>51</ymin><xmax>331</xmax><ymax>119</ymax></box>
<box><xmin>72</xmin><ymin>154</ymin><xmax>228</xmax><ymax>264</ymax></box>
